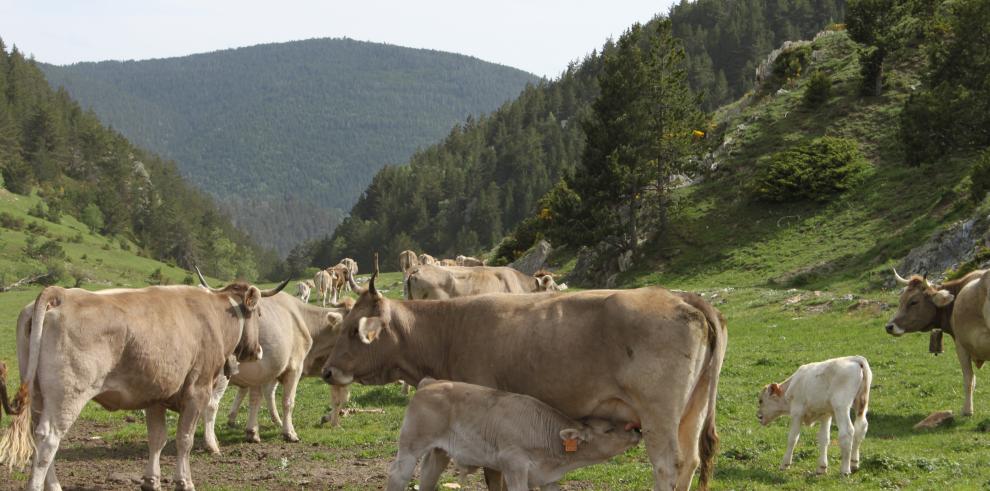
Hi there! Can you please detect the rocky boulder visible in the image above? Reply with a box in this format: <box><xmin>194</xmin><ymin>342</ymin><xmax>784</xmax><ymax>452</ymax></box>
<box><xmin>508</xmin><ymin>240</ymin><xmax>553</xmax><ymax>275</ymax></box>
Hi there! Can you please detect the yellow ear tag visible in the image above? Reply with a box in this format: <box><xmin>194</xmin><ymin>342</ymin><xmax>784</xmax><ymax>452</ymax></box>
<box><xmin>564</xmin><ymin>438</ymin><xmax>579</xmax><ymax>452</ymax></box>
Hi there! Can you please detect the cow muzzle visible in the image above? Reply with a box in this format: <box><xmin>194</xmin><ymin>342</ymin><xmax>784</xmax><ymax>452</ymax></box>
<box><xmin>321</xmin><ymin>367</ymin><xmax>353</xmax><ymax>386</ymax></box>
<box><xmin>885</xmin><ymin>322</ymin><xmax>905</xmax><ymax>336</ymax></box>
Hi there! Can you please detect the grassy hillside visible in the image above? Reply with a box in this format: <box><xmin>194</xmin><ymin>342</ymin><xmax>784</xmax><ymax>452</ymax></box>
<box><xmin>40</xmin><ymin>38</ymin><xmax>540</xmax><ymax>253</ymax></box>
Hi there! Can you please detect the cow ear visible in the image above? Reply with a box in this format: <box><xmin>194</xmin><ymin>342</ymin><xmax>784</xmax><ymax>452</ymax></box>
<box><xmin>358</xmin><ymin>316</ymin><xmax>384</xmax><ymax>344</ymax></box>
<box><xmin>770</xmin><ymin>383</ymin><xmax>784</xmax><ymax>397</ymax></box>
<box><xmin>931</xmin><ymin>289</ymin><xmax>955</xmax><ymax>307</ymax></box>
<box><xmin>540</xmin><ymin>275</ymin><xmax>553</xmax><ymax>289</ymax></box>
<box><xmin>243</xmin><ymin>286</ymin><xmax>262</xmax><ymax>311</ymax></box>
<box><xmin>327</xmin><ymin>311</ymin><xmax>343</xmax><ymax>326</ymax></box>
<box><xmin>559</xmin><ymin>428</ymin><xmax>586</xmax><ymax>442</ymax></box>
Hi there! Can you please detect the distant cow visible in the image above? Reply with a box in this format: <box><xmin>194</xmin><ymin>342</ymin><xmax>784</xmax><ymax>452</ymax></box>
<box><xmin>327</xmin><ymin>264</ymin><xmax>353</xmax><ymax>304</ymax></box>
<box><xmin>200</xmin><ymin>292</ymin><xmax>353</xmax><ymax>448</ymax></box>
<box><xmin>405</xmin><ymin>265</ymin><xmax>566</xmax><ymax>300</ymax></box>
<box><xmin>418</xmin><ymin>253</ymin><xmax>437</xmax><ymax>266</ymax></box>
<box><xmin>296</xmin><ymin>281</ymin><xmax>311</xmax><ymax>303</ymax></box>
<box><xmin>0</xmin><ymin>278</ymin><xmax>287</xmax><ymax>491</ymax></box>
<box><xmin>887</xmin><ymin>268</ymin><xmax>990</xmax><ymax>415</ymax></box>
<box><xmin>387</xmin><ymin>378</ymin><xmax>641</xmax><ymax>491</ymax></box>
<box><xmin>314</xmin><ymin>269</ymin><xmax>335</xmax><ymax>307</ymax></box>
<box><xmin>758</xmin><ymin>356</ymin><xmax>871</xmax><ymax>475</ymax></box>
<box><xmin>337</xmin><ymin>258</ymin><xmax>358</xmax><ymax>292</ymax></box>
<box><xmin>456</xmin><ymin>255</ymin><xmax>485</xmax><ymax>267</ymax></box>
<box><xmin>399</xmin><ymin>250</ymin><xmax>419</xmax><ymax>275</ymax></box>
<box><xmin>439</xmin><ymin>259</ymin><xmax>458</xmax><ymax>266</ymax></box>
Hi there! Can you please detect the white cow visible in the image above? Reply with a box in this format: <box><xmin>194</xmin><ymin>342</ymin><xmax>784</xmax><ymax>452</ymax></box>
<box><xmin>295</xmin><ymin>281</ymin><xmax>311</xmax><ymax>303</ymax></box>
<box><xmin>757</xmin><ymin>356</ymin><xmax>872</xmax><ymax>475</ymax></box>
<box><xmin>314</xmin><ymin>269</ymin><xmax>336</xmax><ymax>307</ymax></box>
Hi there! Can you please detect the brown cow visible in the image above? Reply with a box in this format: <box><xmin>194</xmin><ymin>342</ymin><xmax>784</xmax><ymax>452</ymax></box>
<box><xmin>418</xmin><ymin>253</ymin><xmax>437</xmax><ymax>266</ymax></box>
<box><xmin>326</xmin><ymin>264</ymin><xmax>352</xmax><ymax>304</ymax></box>
<box><xmin>438</xmin><ymin>258</ymin><xmax>458</xmax><ymax>266</ymax></box>
<box><xmin>887</xmin><ymin>268</ymin><xmax>989</xmax><ymax>415</ymax></box>
<box><xmin>455</xmin><ymin>255</ymin><xmax>485</xmax><ymax>267</ymax></box>
<box><xmin>399</xmin><ymin>250</ymin><xmax>419</xmax><ymax>275</ymax></box>
<box><xmin>322</xmin><ymin>269</ymin><xmax>726</xmax><ymax>491</ymax></box>
<box><xmin>0</xmin><ymin>278</ymin><xmax>287</xmax><ymax>491</ymax></box>
<box><xmin>405</xmin><ymin>264</ymin><xmax>565</xmax><ymax>300</ymax></box>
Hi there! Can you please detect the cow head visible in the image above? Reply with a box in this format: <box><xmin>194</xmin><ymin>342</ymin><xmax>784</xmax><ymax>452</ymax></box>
<box><xmin>561</xmin><ymin>418</ymin><xmax>641</xmax><ymax>461</ymax></box>
<box><xmin>886</xmin><ymin>268</ymin><xmax>954</xmax><ymax>336</ymax></box>
<box><xmin>195</xmin><ymin>267</ymin><xmax>289</xmax><ymax>361</ymax></box>
<box><xmin>756</xmin><ymin>382</ymin><xmax>789</xmax><ymax>426</ymax></box>
<box><xmin>322</xmin><ymin>254</ymin><xmax>400</xmax><ymax>385</ymax></box>
<box><xmin>534</xmin><ymin>271</ymin><xmax>567</xmax><ymax>292</ymax></box>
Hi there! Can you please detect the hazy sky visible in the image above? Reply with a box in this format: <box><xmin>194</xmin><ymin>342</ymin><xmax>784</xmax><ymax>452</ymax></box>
<box><xmin>0</xmin><ymin>0</ymin><xmax>676</xmax><ymax>78</ymax></box>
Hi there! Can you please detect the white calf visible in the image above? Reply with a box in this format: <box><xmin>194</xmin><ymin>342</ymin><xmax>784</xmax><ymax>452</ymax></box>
<box><xmin>758</xmin><ymin>355</ymin><xmax>871</xmax><ymax>475</ymax></box>
<box><xmin>295</xmin><ymin>281</ymin><xmax>311</xmax><ymax>303</ymax></box>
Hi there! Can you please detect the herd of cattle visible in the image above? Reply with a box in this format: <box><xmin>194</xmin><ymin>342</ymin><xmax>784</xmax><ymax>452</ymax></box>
<box><xmin>0</xmin><ymin>250</ymin><xmax>986</xmax><ymax>491</ymax></box>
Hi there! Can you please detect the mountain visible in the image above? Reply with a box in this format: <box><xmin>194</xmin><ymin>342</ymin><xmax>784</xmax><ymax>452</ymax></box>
<box><xmin>39</xmin><ymin>38</ymin><xmax>540</xmax><ymax>253</ymax></box>
<box><xmin>309</xmin><ymin>1</ymin><xmax>846</xmax><ymax>271</ymax></box>
<box><xmin>0</xmin><ymin>40</ymin><xmax>266</xmax><ymax>281</ymax></box>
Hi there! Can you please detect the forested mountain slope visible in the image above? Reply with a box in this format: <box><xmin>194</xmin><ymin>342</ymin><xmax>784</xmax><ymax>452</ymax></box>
<box><xmin>311</xmin><ymin>0</ymin><xmax>845</xmax><ymax>270</ymax></box>
<box><xmin>0</xmin><ymin>40</ymin><xmax>265</xmax><ymax>281</ymax></box>
<box><xmin>40</xmin><ymin>38</ymin><xmax>539</xmax><ymax>253</ymax></box>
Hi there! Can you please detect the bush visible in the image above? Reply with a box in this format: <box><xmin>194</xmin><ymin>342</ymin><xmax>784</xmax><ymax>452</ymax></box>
<box><xmin>26</xmin><ymin>221</ymin><xmax>48</xmax><ymax>236</ymax></box>
<box><xmin>968</xmin><ymin>150</ymin><xmax>990</xmax><ymax>203</ymax></box>
<box><xmin>753</xmin><ymin>137</ymin><xmax>870</xmax><ymax>202</ymax></box>
<box><xmin>27</xmin><ymin>202</ymin><xmax>47</xmax><ymax>219</ymax></box>
<box><xmin>0</xmin><ymin>212</ymin><xmax>24</xmax><ymax>230</ymax></box>
<box><xmin>80</xmin><ymin>203</ymin><xmax>104</xmax><ymax>233</ymax></box>
<box><xmin>803</xmin><ymin>70</ymin><xmax>832</xmax><ymax>107</ymax></box>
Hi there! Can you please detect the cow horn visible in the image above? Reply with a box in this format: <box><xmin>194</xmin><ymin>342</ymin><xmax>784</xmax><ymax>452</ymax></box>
<box><xmin>892</xmin><ymin>267</ymin><xmax>910</xmax><ymax>285</ymax></box>
<box><xmin>368</xmin><ymin>253</ymin><xmax>380</xmax><ymax>296</ymax></box>
<box><xmin>260</xmin><ymin>278</ymin><xmax>291</xmax><ymax>297</ymax></box>
<box><xmin>195</xmin><ymin>266</ymin><xmax>224</xmax><ymax>293</ymax></box>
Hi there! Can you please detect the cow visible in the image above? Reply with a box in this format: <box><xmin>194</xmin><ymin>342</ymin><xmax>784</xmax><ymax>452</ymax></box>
<box><xmin>757</xmin><ymin>356</ymin><xmax>872</xmax><ymax>476</ymax></box>
<box><xmin>405</xmin><ymin>264</ymin><xmax>567</xmax><ymax>300</ymax></box>
<box><xmin>418</xmin><ymin>253</ymin><xmax>437</xmax><ymax>266</ymax></box>
<box><xmin>314</xmin><ymin>269</ymin><xmax>335</xmax><ymax>307</ymax></box>
<box><xmin>199</xmin><ymin>289</ymin><xmax>354</xmax><ymax>449</ymax></box>
<box><xmin>456</xmin><ymin>255</ymin><xmax>485</xmax><ymax>267</ymax></box>
<box><xmin>0</xmin><ymin>277</ymin><xmax>288</xmax><ymax>491</ymax></box>
<box><xmin>322</xmin><ymin>264</ymin><xmax>727</xmax><ymax>491</ymax></box>
<box><xmin>439</xmin><ymin>258</ymin><xmax>458</xmax><ymax>266</ymax></box>
<box><xmin>296</xmin><ymin>281</ymin><xmax>311</xmax><ymax>303</ymax></box>
<box><xmin>337</xmin><ymin>258</ymin><xmax>359</xmax><ymax>292</ymax></box>
<box><xmin>326</xmin><ymin>264</ymin><xmax>353</xmax><ymax>304</ymax></box>
<box><xmin>399</xmin><ymin>250</ymin><xmax>420</xmax><ymax>275</ymax></box>
<box><xmin>887</xmin><ymin>268</ymin><xmax>990</xmax><ymax>415</ymax></box>
<box><xmin>387</xmin><ymin>378</ymin><xmax>641</xmax><ymax>491</ymax></box>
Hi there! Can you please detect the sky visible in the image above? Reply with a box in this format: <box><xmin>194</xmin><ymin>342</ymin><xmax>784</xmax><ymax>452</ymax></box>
<box><xmin>0</xmin><ymin>0</ymin><xmax>676</xmax><ymax>78</ymax></box>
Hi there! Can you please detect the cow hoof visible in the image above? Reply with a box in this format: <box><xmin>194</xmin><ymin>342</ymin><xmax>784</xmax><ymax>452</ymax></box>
<box><xmin>245</xmin><ymin>429</ymin><xmax>261</xmax><ymax>443</ymax></box>
<box><xmin>283</xmin><ymin>432</ymin><xmax>300</xmax><ymax>443</ymax></box>
<box><xmin>320</xmin><ymin>414</ymin><xmax>332</xmax><ymax>425</ymax></box>
<box><xmin>779</xmin><ymin>464</ymin><xmax>790</xmax><ymax>471</ymax></box>
<box><xmin>174</xmin><ymin>479</ymin><xmax>195</xmax><ymax>491</ymax></box>
<box><xmin>226</xmin><ymin>420</ymin><xmax>239</xmax><ymax>429</ymax></box>
<box><xmin>851</xmin><ymin>461</ymin><xmax>859</xmax><ymax>472</ymax></box>
<box><xmin>206</xmin><ymin>445</ymin><xmax>221</xmax><ymax>456</ymax></box>
<box><xmin>141</xmin><ymin>477</ymin><xmax>161</xmax><ymax>491</ymax></box>
<box><xmin>816</xmin><ymin>466</ymin><xmax>828</xmax><ymax>475</ymax></box>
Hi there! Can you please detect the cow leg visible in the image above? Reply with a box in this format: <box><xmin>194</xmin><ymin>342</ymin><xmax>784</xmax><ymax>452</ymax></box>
<box><xmin>851</xmin><ymin>411</ymin><xmax>868</xmax><ymax>472</ymax></box>
<box><xmin>385</xmin><ymin>443</ymin><xmax>427</xmax><ymax>491</ymax></box>
<box><xmin>174</xmin><ymin>400</ymin><xmax>204</xmax><ymax>491</ymax></box>
<box><xmin>815</xmin><ymin>416</ymin><xmax>831</xmax><ymax>474</ymax></box>
<box><xmin>400</xmin><ymin>381</ymin><xmax>410</xmax><ymax>395</ymax></box>
<box><xmin>279</xmin><ymin>371</ymin><xmax>303</xmax><ymax>442</ymax></box>
<box><xmin>322</xmin><ymin>384</ymin><xmax>350</xmax><ymax>426</ymax></box>
<box><xmin>227</xmin><ymin>385</ymin><xmax>247</xmax><ymax>428</ymax></box>
<box><xmin>956</xmin><ymin>344</ymin><xmax>976</xmax><ymax>416</ymax></box>
<box><xmin>780</xmin><ymin>416</ymin><xmax>802</xmax><ymax>470</ymax></box>
<box><xmin>834</xmin><ymin>406</ymin><xmax>855</xmax><ymax>475</ymax></box>
<box><xmin>641</xmin><ymin>419</ymin><xmax>682</xmax><ymax>490</ymax></box>
<box><xmin>142</xmin><ymin>404</ymin><xmax>168</xmax><ymax>491</ymax></box>
<box><xmin>264</xmin><ymin>382</ymin><xmax>283</xmax><ymax>427</ymax></box>
<box><xmin>483</xmin><ymin>468</ymin><xmax>507</xmax><ymax>491</ymax></box>
<box><xmin>27</xmin><ymin>390</ymin><xmax>89</xmax><ymax>491</ymax></box>
<box><xmin>419</xmin><ymin>448</ymin><xmax>450</xmax><ymax>491</ymax></box>
<box><xmin>245</xmin><ymin>386</ymin><xmax>262</xmax><ymax>443</ymax></box>
<box><xmin>202</xmin><ymin>375</ymin><xmax>228</xmax><ymax>455</ymax></box>
<box><xmin>43</xmin><ymin>462</ymin><xmax>62</xmax><ymax>491</ymax></box>
<box><xmin>502</xmin><ymin>469</ymin><xmax>529</xmax><ymax>491</ymax></box>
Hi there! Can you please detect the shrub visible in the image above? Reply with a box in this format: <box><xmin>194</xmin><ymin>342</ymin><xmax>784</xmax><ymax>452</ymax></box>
<box><xmin>0</xmin><ymin>212</ymin><xmax>24</xmax><ymax>230</ymax></box>
<box><xmin>969</xmin><ymin>151</ymin><xmax>990</xmax><ymax>203</ymax></box>
<box><xmin>803</xmin><ymin>70</ymin><xmax>832</xmax><ymax>107</ymax></box>
<box><xmin>27</xmin><ymin>202</ymin><xmax>46</xmax><ymax>219</ymax></box>
<box><xmin>26</xmin><ymin>221</ymin><xmax>48</xmax><ymax>236</ymax></box>
<box><xmin>80</xmin><ymin>203</ymin><xmax>104</xmax><ymax>234</ymax></box>
<box><xmin>148</xmin><ymin>268</ymin><xmax>165</xmax><ymax>286</ymax></box>
<box><xmin>753</xmin><ymin>137</ymin><xmax>870</xmax><ymax>202</ymax></box>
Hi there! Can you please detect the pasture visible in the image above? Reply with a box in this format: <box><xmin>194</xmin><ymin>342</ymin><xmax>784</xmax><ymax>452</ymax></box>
<box><xmin>2</xmin><ymin>272</ymin><xmax>989</xmax><ymax>490</ymax></box>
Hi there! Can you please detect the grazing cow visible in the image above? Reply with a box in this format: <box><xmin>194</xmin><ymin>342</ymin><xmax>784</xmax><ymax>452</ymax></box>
<box><xmin>757</xmin><ymin>356</ymin><xmax>872</xmax><ymax>476</ymax></box>
<box><xmin>296</xmin><ymin>281</ymin><xmax>311</xmax><ymax>303</ymax></box>
<box><xmin>323</xmin><ymin>267</ymin><xmax>727</xmax><ymax>491</ymax></box>
<box><xmin>456</xmin><ymin>255</ymin><xmax>485</xmax><ymax>267</ymax></box>
<box><xmin>0</xmin><ymin>278</ymin><xmax>287</xmax><ymax>491</ymax></box>
<box><xmin>418</xmin><ymin>253</ymin><xmax>437</xmax><ymax>266</ymax></box>
<box><xmin>337</xmin><ymin>258</ymin><xmax>358</xmax><ymax>292</ymax></box>
<box><xmin>439</xmin><ymin>258</ymin><xmax>458</xmax><ymax>267</ymax></box>
<box><xmin>405</xmin><ymin>265</ymin><xmax>566</xmax><ymax>300</ymax></box>
<box><xmin>199</xmin><ymin>291</ymin><xmax>353</xmax><ymax>448</ymax></box>
<box><xmin>887</xmin><ymin>268</ymin><xmax>990</xmax><ymax>415</ymax></box>
<box><xmin>399</xmin><ymin>250</ymin><xmax>420</xmax><ymax>275</ymax></box>
<box><xmin>387</xmin><ymin>378</ymin><xmax>641</xmax><ymax>491</ymax></box>
<box><xmin>326</xmin><ymin>264</ymin><xmax>353</xmax><ymax>304</ymax></box>
<box><xmin>314</xmin><ymin>269</ymin><xmax>335</xmax><ymax>307</ymax></box>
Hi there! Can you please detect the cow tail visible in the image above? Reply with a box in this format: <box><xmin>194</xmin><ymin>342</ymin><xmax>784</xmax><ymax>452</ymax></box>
<box><xmin>854</xmin><ymin>357</ymin><xmax>872</xmax><ymax>418</ymax></box>
<box><xmin>0</xmin><ymin>287</ymin><xmax>59</xmax><ymax>471</ymax></box>
<box><xmin>697</xmin><ymin>310</ymin><xmax>727</xmax><ymax>491</ymax></box>
<box><xmin>404</xmin><ymin>270</ymin><xmax>416</xmax><ymax>300</ymax></box>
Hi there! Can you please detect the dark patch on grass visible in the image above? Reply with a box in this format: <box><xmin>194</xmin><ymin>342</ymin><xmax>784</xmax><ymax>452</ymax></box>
<box><xmin>867</xmin><ymin>412</ymin><xmax>941</xmax><ymax>438</ymax></box>
<box><xmin>352</xmin><ymin>386</ymin><xmax>409</xmax><ymax>407</ymax></box>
